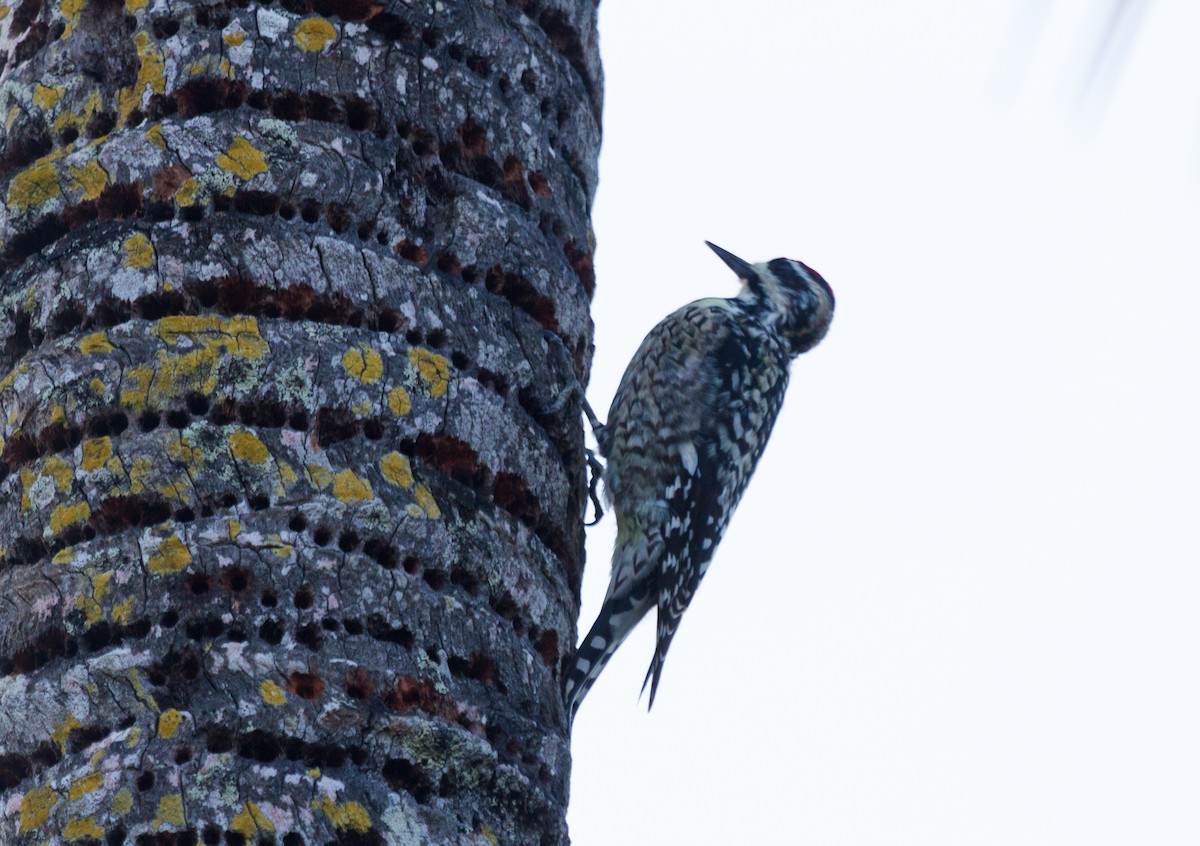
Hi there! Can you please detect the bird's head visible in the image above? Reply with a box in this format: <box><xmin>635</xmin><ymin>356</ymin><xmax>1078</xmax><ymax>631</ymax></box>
<box><xmin>707</xmin><ymin>241</ymin><xmax>835</xmax><ymax>356</ymax></box>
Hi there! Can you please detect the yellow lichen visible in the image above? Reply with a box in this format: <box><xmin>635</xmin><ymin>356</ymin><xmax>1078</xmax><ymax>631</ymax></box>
<box><xmin>409</xmin><ymin>348</ymin><xmax>451</xmax><ymax>398</ymax></box>
<box><xmin>112</xmin><ymin>788</ymin><xmax>133</xmax><ymax>816</ymax></box>
<box><xmin>123</xmin><ymin>318</ymin><xmax>268</xmax><ymax>411</ymax></box>
<box><xmin>67</xmin><ymin>772</ymin><xmax>104</xmax><ymax>801</ymax></box>
<box><xmin>342</xmin><ymin>346</ymin><xmax>383</xmax><ymax>384</ymax></box>
<box><xmin>119</xmin><ymin>366</ymin><xmax>154</xmax><ymax>413</ymax></box>
<box><xmin>227</xmin><ymin>519</ymin><xmax>241</xmax><ymax>540</ymax></box>
<box><xmin>81</xmin><ymin>436</ymin><xmax>112</xmax><ymax>472</ymax></box>
<box><xmin>67</xmin><ymin>159</ymin><xmax>109</xmax><ymax>201</ymax></box>
<box><xmin>51</xmin><ymin>502</ymin><xmax>91</xmax><ymax>534</ymax></box>
<box><xmin>83</xmin><ymin>571</ymin><xmax>113</xmax><ymax>624</ymax></box>
<box><xmin>315</xmin><ymin>796</ymin><xmax>372</xmax><ymax>833</ymax></box>
<box><xmin>228</xmin><ymin>429</ymin><xmax>269</xmax><ymax>464</ymax></box>
<box><xmin>351</xmin><ymin>398</ymin><xmax>373</xmax><ymax>417</ymax></box>
<box><xmin>118</xmin><ymin>31</ymin><xmax>166</xmax><ymax>123</ymax></box>
<box><xmin>154</xmin><ymin>793</ymin><xmax>185</xmax><ymax>828</ymax></box>
<box><xmin>53</xmin><ymin>547</ymin><xmax>75</xmax><ymax>565</ymax></box>
<box><xmin>479</xmin><ymin>823</ymin><xmax>498</xmax><ymax>845</ymax></box>
<box><xmin>123</xmin><ymin>232</ymin><xmax>154</xmax><ymax>268</ymax></box>
<box><xmin>19</xmin><ymin>468</ymin><xmax>35</xmax><ymax>512</ymax></box>
<box><xmin>111</xmin><ymin>595</ymin><xmax>135</xmax><ymax>625</ymax></box>
<box><xmin>154</xmin><ymin>479</ymin><xmax>192</xmax><ymax>507</ymax></box>
<box><xmin>306</xmin><ymin>464</ymin><xmax>333</xmax><ymax>490</ymax></box>
<box><xmin>7</xmin><ymin>161</ymin><xmax>61</xmax><ymax>213</ymax></box>
<box><xmin>156</xmin><ymin>315</ymin><xmax>268</xmax><ymax>358</ymax></box>
<box><xmin>216</xmin><ymin>135</ymin><xmax>268</xmax><ymax>180</ymax></box>
<box><xmin>128</xmin><ymin>456</ymin><xmax>153</xmax><ymax>494</ymax></box>
<box><xmin>88</xmin><ymin>376</ymin><xmax>106</xmax><ymax>396</ymax></box>
<box><xmin>260</xmin><ymin>679</ymin><xmax>286</xmax><ymax>705</ymax></box>
<box><xmin>158</xmin><ymin>708</ymin><xmax>184</xmax><ymax>739</ymax></box>
<box><xmin>231</xmin><ymin>801</ymin><xmax>275</xmax><ymax>836</ymax></box>
<box><xmin>93</xmin><ymin>570</ymin><xmax>114</xmax><ymax>598</ymax></box>
<box><xmin>224</xmin><ymin>31</ymin><xmax>246</xmax><ymax>46</ymax></box>
<box><xmin>80</xmin><ymin>331</ymin><xmax>114</xmax><ymax>354</ymax></box>
<box><xmin>0</xmin><ymin>6</ymin><xmax>11</xmax><ymax>20</ymax></box>
<box><xmin>33</xmin><ymin>84</ymin><xmax>64</xmax><ymax>109</ymax></box>
<box><xmin>60</xmin><ymin>0</ymin><xmax>85</xmax><ymax>38</ymax></box>
<box><xmin>125</xmin><ymin>726</ymin><xmax>143</xmax><ymax>747</ymax></box>
<box><xmin>413</xmin><ymin>485</ymin><xmax>441</xmax><ymax>519</ymax></box>
<box><xmin>147</xmin><ymin>535</ymin><xmax>191</xmax><ymax>575</ymax></box>
<box><xmin>294</xmin><ymin>17</ymin><xmax>337</xmax><ymax>52</ymax></box>
<box><xmin>158</xmin><ymin>349</ymin><xmax>220</xmax><ymax>400</ymax></box>
<box><xmin>19</xmin><ymin>785</ymin><xmax>58</xmax><ymax>833</ymax></box>
<box><xmin>0</xmin><ymin>360</ymin><xmax>29</xmax><ymax>394</ymax></box>
<box><xmin>50</xmin><ymin>90</ymin><xmax>100</xmax><ymax>140</ymax></box>
<box><xmin>53</xmin><ymin>110</ymin><xmax>81</xmax><ymax>137</ymax></box>
<box><xmin>380</xmin><ymin>452</ymin><xmax>414</xmax><ymax>489</ymax></box>
<box><xmin>167</xmin><ymin>437</ymin><xmax>205</xmax><ymax>475</ymax></box>
<box><xmin>64</xmin><ymin>816</ymin><xmax>104</xmax><ymax>840</ymax></box>
<box><xmin>145</xmin><ymin>124</ymin><xmax>165</xmax><ymax>147</ymax></box>
<box><xmin>40</xmin><ymin>455</ymin><xmax>72</xmax><ymax>490</ymax></box>
<box><xmin>175</xmin><ymin>177</ymin><xmax>201</xmax><ymax>206</ymax></box>
<box><xmin>387</xmin><ymin>385</ymin><xmax>412</xmax><ymax>416</ymax></box>
<box><xmin>124</xmin><ymin>0</ymin><xmax>147</xmax><ymax>11</ymax></box>
<box><xmin>332</xmin><ymin>469</ymin><xmax>373</xmax><ymax>503</ymax></box>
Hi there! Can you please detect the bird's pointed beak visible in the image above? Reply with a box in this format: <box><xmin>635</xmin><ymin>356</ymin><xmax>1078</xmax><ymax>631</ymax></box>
<box><xmin>705</xmin><ymin>241</ymin><xmax>754</xmax><ymax>280</ymax></box>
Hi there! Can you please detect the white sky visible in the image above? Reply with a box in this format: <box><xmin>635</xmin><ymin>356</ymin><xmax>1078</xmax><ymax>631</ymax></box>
<box><xmin>568</xmin><ymin>2</ymin><xmax>1200</xmax><ymax>844</ymax></box>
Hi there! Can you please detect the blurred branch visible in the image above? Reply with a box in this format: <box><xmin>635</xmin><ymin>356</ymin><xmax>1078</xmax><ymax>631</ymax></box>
<box><xmin>1078</xmin><ymin>0</ymin><xmax>1150</xmax><ymax>107</ymax></box>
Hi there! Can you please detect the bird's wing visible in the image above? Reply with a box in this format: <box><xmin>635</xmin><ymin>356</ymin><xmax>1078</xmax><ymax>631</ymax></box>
<box><xmin>640</xmin><ymin>304</ymin><xmax>791</xmax><ymax>707</ymax></box>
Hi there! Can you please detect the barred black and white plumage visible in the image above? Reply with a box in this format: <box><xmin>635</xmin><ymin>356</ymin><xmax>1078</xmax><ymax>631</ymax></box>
<box><xmin>562</xmin><ymin>242</ymin><xmax>835</xmax><ymax>725</ymax></box>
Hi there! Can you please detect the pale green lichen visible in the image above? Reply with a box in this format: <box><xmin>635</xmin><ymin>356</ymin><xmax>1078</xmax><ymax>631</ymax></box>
<box><xmin>257</xmin><ymin>117</ymin><xmax>300</xmax><ymax>152</ymax></box>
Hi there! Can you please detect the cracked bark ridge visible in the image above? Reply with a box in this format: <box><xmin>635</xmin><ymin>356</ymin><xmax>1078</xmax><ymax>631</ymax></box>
<box><xmin>0</xmin><ymin>0</ymin><xmax>600</xmax><ymax>842</ymax></box>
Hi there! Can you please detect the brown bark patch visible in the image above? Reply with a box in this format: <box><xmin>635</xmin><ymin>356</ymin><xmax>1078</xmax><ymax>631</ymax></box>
<box><xmin>344</xmin><ymin>668</ymin><xmax>376</xmax><ymax>700</ymax></box>
<box><xmin>287</xmin><ymin>671</ymin><xmax>326</xmax><ymax>701</ymax></box>
<box><xmin>492</xmin><ymin>472</ymin><xmax>541</xmax><ymax>525</ymax></box>
<box><xmin>413</xmin><ymin>433</ymin><xmax>485</xmax><ymax>489</ymax></box>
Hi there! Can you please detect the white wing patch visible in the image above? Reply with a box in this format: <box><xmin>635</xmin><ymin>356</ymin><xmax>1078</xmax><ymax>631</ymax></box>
<box><xmin>678</xmin><ymin>440</ymin><xmax>698</xmax><ymax>475</ymax></box>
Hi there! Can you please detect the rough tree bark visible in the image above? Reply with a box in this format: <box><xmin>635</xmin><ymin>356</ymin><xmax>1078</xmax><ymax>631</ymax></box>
<box><xmin>0</xmin><ymin>0</ymin><xmax>600</xmax><ymax>842</ymax></box>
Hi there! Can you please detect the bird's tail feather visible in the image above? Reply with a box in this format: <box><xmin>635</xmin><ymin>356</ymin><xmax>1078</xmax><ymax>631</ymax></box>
<box><xmin>640</xmin><ymin>612</ymin><xmax>679</xmax><ymax>710</ymax></box>
<box><xmin>563</xmin><ymin>600</ymin><xmax>640</xmax><ymax>726</ymax></box>
<box><xmin>562</xmin><ymin>521</ymin><xmax>661</xmax><ymax>727</ymax></box>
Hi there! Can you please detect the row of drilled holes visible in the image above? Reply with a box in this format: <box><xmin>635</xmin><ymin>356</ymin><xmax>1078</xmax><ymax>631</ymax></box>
<box><xmin>0</xmin><ymin>402</ymin><xmax>567</xmax><ymax>591</ymax></box>
<box><xmin>171</xmin><ymin>508</ymin><xmax>557</xmax><ymax>669</ymax></box>
<box><xmin>2</xmin><ymin>0</ymin><xmax>596</xmax><ymax>237</ymax></box>
<box><xmin>2</xmin><ymin>280</ymin><xmax>556</xmax><ymax>411</ymax></box>
<box><xmin>4</xmin><ymin>72</ymin><xmax>574</xmax><ymax>257</ymax></box>
<box><xmin>0</xmin><ymin>494</ymin><xmax>554</xmax><ymax>677</ymax></box>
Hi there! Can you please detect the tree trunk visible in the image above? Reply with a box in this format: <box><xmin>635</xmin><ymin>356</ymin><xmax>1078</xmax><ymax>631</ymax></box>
<box><xmin>0</xmin><ymin>0</ymin><xmax>600</xmax><ymax>842</ymax></box>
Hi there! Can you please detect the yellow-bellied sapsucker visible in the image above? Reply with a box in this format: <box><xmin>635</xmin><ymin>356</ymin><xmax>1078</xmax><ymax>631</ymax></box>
<box><xmin>563</xmin><ymin>242</ymin><xmax>835</xmax><ymax>725</ymax></box>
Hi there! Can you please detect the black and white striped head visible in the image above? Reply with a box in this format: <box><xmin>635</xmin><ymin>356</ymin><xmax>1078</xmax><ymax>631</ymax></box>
<box><xmin>707</xmin><ymin>241</ymin><xmax>835</xmax><ymax>356</ymax></box>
